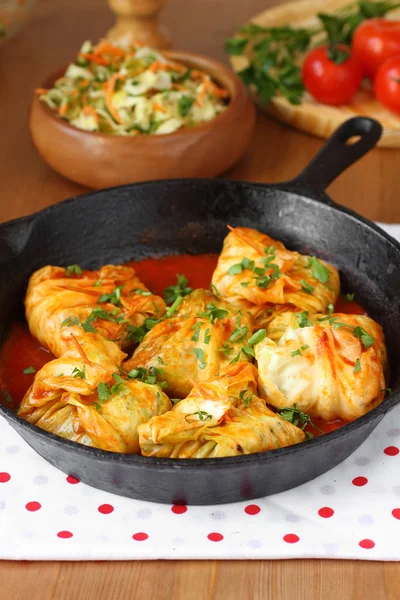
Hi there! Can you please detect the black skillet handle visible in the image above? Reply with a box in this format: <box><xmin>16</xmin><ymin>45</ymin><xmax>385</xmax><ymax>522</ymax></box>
<box><xmin>287</xmin><ymin>117</ymin><xmax>383</xmax><ymax>198</ymax></box>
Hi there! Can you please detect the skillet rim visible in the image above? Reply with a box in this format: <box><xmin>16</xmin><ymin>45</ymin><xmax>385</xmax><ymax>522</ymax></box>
<box><xmin>0</xmin><ymin>176</ymin><xmax>399</xmax><ymax>469</ymax></box>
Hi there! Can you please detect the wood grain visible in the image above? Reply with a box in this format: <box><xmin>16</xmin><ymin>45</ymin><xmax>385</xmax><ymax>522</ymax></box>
<box><xmin>230</xmin><ymin>0</ymin><xmax>400</xmax><ymax>147</ymax></box>
<box><xmin>1</xmin><ymin>0</ymin><xmax>400</xmax><ymax>596</ymax></box>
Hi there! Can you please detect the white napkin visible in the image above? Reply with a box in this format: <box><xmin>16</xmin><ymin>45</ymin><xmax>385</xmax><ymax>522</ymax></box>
<box><xmin>1</xmin><ymin>223</ymin><xmax>399</xmax><ymax>561</ymax></box>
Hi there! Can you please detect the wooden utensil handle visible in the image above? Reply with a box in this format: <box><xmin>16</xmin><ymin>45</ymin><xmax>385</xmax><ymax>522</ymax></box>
<box><xmin>107</xmin><ymin>0</ymin><xmax>171</xmax><ymax>49</ymax></box>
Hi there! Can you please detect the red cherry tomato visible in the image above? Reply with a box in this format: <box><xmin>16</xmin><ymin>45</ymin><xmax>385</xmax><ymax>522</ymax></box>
<box><xmin>374</xmin><ymin>55</ymin><xmax>400</xmax><ymax>114</ymax></box>
<box><xmin>302</xmin><ymin>45</ymin><xmax>363</xmax><ymax>105</ymax></box>
<box><xmin>352</xmin><ymin>19</ymin><xmax>400</xmax><ymax>79</ymax></box>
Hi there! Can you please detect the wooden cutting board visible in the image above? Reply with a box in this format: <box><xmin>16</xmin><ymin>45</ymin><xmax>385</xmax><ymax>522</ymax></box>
<box><xmin>230</xmin><ymin>0</ymin><xmax>400</xmax><ymax>147</ymax></box>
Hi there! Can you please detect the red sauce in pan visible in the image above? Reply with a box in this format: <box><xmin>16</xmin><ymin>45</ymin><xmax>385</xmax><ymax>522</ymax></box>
<box><xmin>0</xmin><ymin>253</ymin><xmax>366</xmax><ymax>436</ymax></box>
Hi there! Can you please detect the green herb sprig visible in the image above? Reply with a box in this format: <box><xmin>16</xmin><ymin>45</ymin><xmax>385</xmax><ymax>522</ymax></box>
<box><xmin>225</xmin><ymin>1</ymin><xmax>400</xmax><ymax>106</ymax></box>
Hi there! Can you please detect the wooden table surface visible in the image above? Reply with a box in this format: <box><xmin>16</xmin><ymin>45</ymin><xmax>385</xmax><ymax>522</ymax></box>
<box><xmin>1</xmin><ymin>0</ymin><xmax>399</xmax><ymax>597</ymax></box>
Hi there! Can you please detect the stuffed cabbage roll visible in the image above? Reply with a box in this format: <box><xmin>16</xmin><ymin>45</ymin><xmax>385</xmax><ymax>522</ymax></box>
<box><xmin>211</xmin><ymin>227</ymin><xmax>339</xmax><ymax>319</ymax></box>
<box><xmin>18</xmin><ymin>339</ymin><xmax>171</xmax><ymax>453</ymax></box>
<box><xmin>256</xmin><ymin>310</ymin><xmax>387</xmax><ymax>421</ymax></box>
<box><xmin>25</xmin><ymin>264</ymin><xmax>166</xmax><ymax>357</ymax></box>
<box><xmin>139</xmin><ymin>362</ymin><xmax>305</xmax><ymax>458</ymax></box>
<box><xmin>123</xmin><ymin>289</ymin><xmax>254</xmax><ymax>398</ymax></box>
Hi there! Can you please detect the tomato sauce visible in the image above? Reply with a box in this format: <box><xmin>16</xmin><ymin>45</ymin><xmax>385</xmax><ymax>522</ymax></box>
<box><xmin>0</xmin><ymin>253</ymin><xmax>365</xmax><ymax>438</ymax></box>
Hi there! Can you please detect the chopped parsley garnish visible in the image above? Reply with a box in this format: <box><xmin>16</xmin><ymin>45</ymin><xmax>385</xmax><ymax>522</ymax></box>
<box><xmin>22</xmin><ymin>366</ymin><xmax>36</xmax><ymax>375</ymax></box>
<box><xmin>110</xmin><ymin>371</ymin><xmax>124</xmax><ymax>393</ymax></box>
<box><xmin>177</xmin><ymin>95</ymin><xmax>195</xmax><ymax>117</ymax></box>
<box><xmin>255</xmin><ymin>275</ymin><xmax>271</xmax><ymax>288</ymax></box>
<box><xmin>344</xmin><ymin>292</ymin><xmax>355</xmax><ymax>301</ymax></box>
<box><xmin>353</xmin><ymin>326</ymin><xmax>374</xmax><ymax>349</ymax></box>
<box><xmin>228</xmin><ymin>317</ymin><xmax>249</xmax><ymax>343</ymax></box>
<box><xmin>194</xmin><ymin>348</ymin><xmax>207</xmax><ymax>369</ymax></box>
<box><xmin>97</xmin><ymin>381</ymin><xmax>111</xmax><ymax>403</ymax></box>
<box><xmin>204</xmin><ymin>328</ymin><xmax>211</xmax><ymax>344</ymax></box>
<box><xmin>97</xmin><ymin>286</ymin><xmax>123</xmax><ymax>306</ymax></box>
<box><xmin>247</xmin><ymin>329</ymin><xmax>266</xmax><ymax>346</ymax></box>
<box><xmin>300</xmin><ymin>279</ymin><xmax>314</xmax><ymax>294</ymax></box>
<box><xmin>165</xmin><ymin>295</ymin><xmax>183</xmax><ymax>317</ymax></box>
<box><xmin>277</xmin><ymin>404</ymin><xmax>323</xmax><ymax>435</ymax></box>
<box><xmin>65</xmin><ymin>264</ymin><xmax>82</xmax><ymax>277</ymax></box>
<box><xmin>306</xmin><ymin>256</ymin><xmax>330</xmax><ymax>284</ymax></box>
<box><xmin>382</xmin><ymin>387</ymin><xmax>392</xmax><ymax>394</ymax></box>
<box><xmin>80</xmin><ymin>307</ymin><xmax>126</xmax><ymax>334</ymax></box>
<box><xmin>127</xmin><ymin>366</ymin><xmax>167</xmax><ymax>388</ymax></box>
<box><xmin>199</xmin><ymin>303</ymin><xmax>229</xmax><ymax>324</ymax></box>
<box><xmin>191</xmin><ymin>322</ymin><xmax>201</xmax><ymax>342</ymax></box>
<box><xmin>239</xmin><ymin>390</ymin><xmax>253</xmax><ymax>408</ymax></box>
<box><xmin>132</xmin><ymin>288</ymin><xmax>152</xmax><ymax>296</ymax></box>
<box><xmin>61</xmin><ymin>316</ymin><xmax>80</xmax><ymax>328</ymax></box>
<box><xmin>2</xmin><ymin>390</ymin><xmax>12</xmax><ymax>405</ymax></box>
<box><xmin>72</xmin><ymin>366</ymin><xmax>86</xmax><ymax>379</ymax></box>
<box><xmin>126</xmin><ymin>323</ymin><xmax>148</xmax><ymax>344</ymax></box>
<box><xmin>228</xmin><ymin>251</ymin><xmax>280</xmax><ymax>289</ymax></box>
<box><xmin>93</xmin><ymin>278</ymin><xmax>103</xmax><ymax>287</ymax></box>
<box><xmin>291</xmin><ymin>344</ymin><xmax>309</xmax><ymax>358</ymax></box>
<box><xmin>185</xmin><ymin>410</ymin><xmax>212</xmax><ymax>422</ymax></box>
<box><xmin>210</xmin><ymin>284</ymin><xmax>220</xmax><ymax>296</ymax></box>
<box><xmin>229</xmin><ymin>329</ymin><xmax>266</xmax><ymax>363</ymax></box>
<box><xmin>219</xmin><ymin>342</ymin><xmax>233</xmax><ymax>355</ymax></box>
<box><xmin>163</xmin><ymin>274</ymin><xmax>192</xmax><ymax>305</ymax></box>
<box><xmin>353</xmin><ymin>358</ymin><xmax>361</xmax><ymax>373</ymax></box>
<box><xmin>296</xmin><ymin>311</ymin><xmax>313</xmax><ymax>328</ymax></box>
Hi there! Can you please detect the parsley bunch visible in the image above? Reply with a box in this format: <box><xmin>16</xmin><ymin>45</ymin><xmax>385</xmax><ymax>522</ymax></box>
<box><xmin>225</xmin><ymin>1</ymin><xmax>400</xmax><ymax>105</ymax></box>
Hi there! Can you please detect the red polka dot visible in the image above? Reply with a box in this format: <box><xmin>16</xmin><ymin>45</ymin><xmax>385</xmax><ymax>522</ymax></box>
<box><xmin>171</xmin><ymin>504</ymin><xmax>187</xmax><ymax>514</ymax></box>
<box><xmin>66</xmin><ymin>475</ymin><xmax>80</xmax><ymax>484</ymax></box>
<box><xmin>0</xmin><ymin>472</ymin><xmax>10</xmax><ymax>483</ymax></box>
<box><xmin>359</xmin><ymin>539</ymin><xmax>375</xmax><ymax>549</ymax></box>
<box><xmin>392</xmin><ymin>508</ymin><xmax>400</xmax><ymax>520</ymax></box>
<box><xmin>25</xmin><ymin>501</ymin><xmax>41</xmax><ymax>512</ymax></box>
<box><xmin>245</xmin><ymin>504</ymin><xmax>261</xmax><ymax>515</ymax></box>
<box><xmin>57</xmin><ymin>531</ymin><xmax>73</xmax><ymax>539</ymax></box>
<box><xmin>384</xmin><ymin>446</ymin><xmax>399</xmax><ymax>456</ymax></box>
<box><xmin>283</xmin><ymin>534</ymin><xmax>300</xmax><ymax>544</ymax></box>
<box><xmin>318</xmin><ymin>507</ymin><xmax>334</xmax><ymax>518</ymax></box>
<box><xmin>352</xmin><ymin>476</ymin><xmax>368</xmax><ymax>487</ymax></box>
<box><xmin>207</xmin><ymin>532</ymin><xmax>224</xmax><ymax>542</ymax></box>
<box><xmin>132</xmin><ymin>532</ymin><xmax>148</xmax><ymax>541</ymax></box>
<box><xmin>98</xmin><ymin>504</ymin><xmax>114</xmax><ymax>514</ymax></box>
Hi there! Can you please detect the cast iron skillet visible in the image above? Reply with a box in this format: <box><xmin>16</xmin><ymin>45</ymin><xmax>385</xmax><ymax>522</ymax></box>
<box><xmin>1</xmin><ymin>117</ymin><xmax>399</xmax><ymax>505</ymax></box>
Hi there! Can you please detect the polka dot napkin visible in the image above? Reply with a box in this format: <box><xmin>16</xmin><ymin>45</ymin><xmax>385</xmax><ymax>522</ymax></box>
<box><xmin>0</xmin><ymin>223</ymin><xmax>399</xmax><ymax>561</ymax></box>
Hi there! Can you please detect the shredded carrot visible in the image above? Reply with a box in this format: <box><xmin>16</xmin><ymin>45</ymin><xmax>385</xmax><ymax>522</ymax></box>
<box><xmin>209</xmin><ymin>82</ymin><xmax>229</xmax><ymax>99</ymax></box>
<box><xmin>83</xmin><ymin>106</ymin><xmax>100</xmax><ymax>122</ymax></box>
<box><xmin>70</xmin><ymin>334</ymin><xmax>94</xmax><ymax>368</ymax></box>
<box><xmin>79</xmin><ymin>79</ymin><xmax>90</xmax><ymax>88</ymax></box>
<box><xmin>35</xmin><ymin>88</ymin><xmax>48</xmax><ymax>95</ymax></box>
<box><xmin>153</xmin><ymin>103</ymin><xmax>166</xmax><ymax>113</ymax></box>
<box><xmin>61</xmin><ymin>284</ymin><xmax>100</xmax><ymax>296</ymax></box>
<box><xmin>149</xmin><ymin>60</ymin><xmax>167</xmax><ymax>73</ymax></box>
<box><xmin>80</xmin><ymin>52</ymin><xmax>111</xmax><ymax>66</ymax></box>
<box><xmin>227</xmin><ymin>225</ymin><xmax>263</xmax><ymax>255</ymax></box>
<box><xmin>195</xmin><ymin>81</ymin><xmax>209</xmax><ymax>107</ymax></box>
<box><xmin>105</xmin><ymin>73</ymin><xmax>125</xmax><ymax>124</ymax></box>
<box><xmin>59</xmin><ymin>102</ymin><xmax>68</xmax><ymax>116</ymax></box>
<box><xmin>166</xmin><ymin>61</ymin><xmax>187</xmax><ymax>73</ymax></box>
<box><xmin>94</xmin><ymin>39</ymin><xmax>125</xmax><ymax>57</ymax></box>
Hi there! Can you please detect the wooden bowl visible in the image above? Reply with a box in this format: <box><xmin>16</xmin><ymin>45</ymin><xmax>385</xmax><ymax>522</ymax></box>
<box><xmin>29</xmin><ymin>51</ymin><xmax>256</xmax><ymax>189</ymax></box>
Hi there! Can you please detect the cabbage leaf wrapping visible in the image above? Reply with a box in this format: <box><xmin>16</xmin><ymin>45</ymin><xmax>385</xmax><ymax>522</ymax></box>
<box><xmin>256</xmin><ymin>311</ymin><xmax>387</xmax><ymax>421</ymax></box>
<box><xmin>18</xmin><ymin>332</ymin><xmax>171</xmax><ymax>453</ymax></box>
<box><xmin>139</xmin><ymin>361</ymin><xmax>305</xmax><ymax>458</ymax></box>
<box><xmin>211</xmin><ymin>227</ymin><xmax>340</xmax><ymax>321</ymax></box>
<box><xmin>123</xmin><ymin>289</ymin><xmax>255</xmax><ymax>398</ymax></box>
<box><xmin>25</xmin><ymin>264</ymin><xmax>166</xmax><ymax>357</ymax></box>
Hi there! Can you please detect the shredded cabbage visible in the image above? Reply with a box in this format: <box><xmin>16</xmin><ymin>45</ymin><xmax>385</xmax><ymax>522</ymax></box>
<box><xmin>38</xmin><ymin>39</ymin><xmax>229</xmax><ymax>136</ymax></box>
